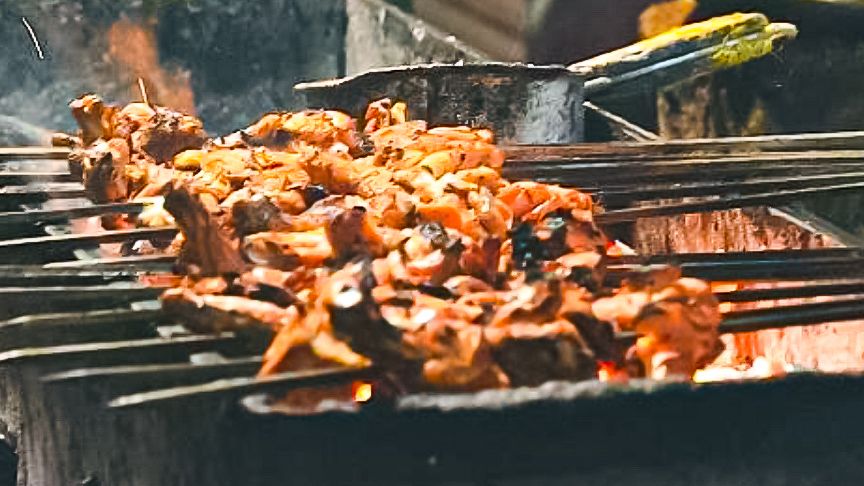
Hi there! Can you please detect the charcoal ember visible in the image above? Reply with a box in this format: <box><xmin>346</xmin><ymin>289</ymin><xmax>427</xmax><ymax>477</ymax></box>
<box><xmin>231</xmin><ymin>197</ymin><xmax>283</xmax><ymax>237</ymax></box>
<box><xmin>163</xmin><ymin>182</ymin><xmax>246</xmax><ymax>276</ymax></box>
<box><xmin>487</xmin><ymin>321</ymin><xmax>597</xmax><ymax>387</ymax></box>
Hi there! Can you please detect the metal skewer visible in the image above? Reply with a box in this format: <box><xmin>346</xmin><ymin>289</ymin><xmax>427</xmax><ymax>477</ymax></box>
<box><xmin>0</xmin><ymin>172</ymin><xmax>77</xmax><ymax>184</ymax></box>
<box><xmin>613</xmin><ymin>297</ymin><xmax>864</xmax><ymax>344</ymax></box>
<box><xmin>0</xmin><ymin>147</ymin><xmax>70</xmax><ymax>160</ymax></box>
<box><xmin>596</xmin><ymin>180</ymin><xmax>864</xmax><ymax>224</ymax></box>
<box><xmin>108</xmin><ymin>365</ymin><xmax>379</xmax><ymax>410</ymax></box>
<box><xmin>715</xmin><ymin>281</ymin><xmax>864</xmax><ymax>303</ymax></box>
<box><xmin>0</xmin><ymin>202</ymin><xmax>145</xmax><ymax>227</ymax></box>
<box><xmin>0</xmin><ymin>227</ymin><xmax>177</xmax><ymax>261</ymax></box>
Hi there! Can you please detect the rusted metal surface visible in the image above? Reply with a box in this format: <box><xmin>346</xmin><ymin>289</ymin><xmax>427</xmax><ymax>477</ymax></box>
<box><xmin>345</xmin><ymin>0</ymin><xmax>487</xmax><ymax>74</ymax></box>
<box><xmin>299</xmin><ymin>63</ymin><xmax>584</xmax><ymax>144</ymax></box>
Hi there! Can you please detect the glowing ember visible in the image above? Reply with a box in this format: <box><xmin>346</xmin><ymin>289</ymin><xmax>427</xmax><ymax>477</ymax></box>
<box><xmin>352</xmin><ymin>382</ymin><xmax>373</xmax><ymax>403</ymax></box>
<box><xmin>694</xmin><ymin>356</ymin><xmax>793</xmax><ymax>383</ymax></box>
<box><xmin>597</xmin><ymin>361</ymin><xmax>628</xmax><ymax>383</ymax></box>
<box><xmin>711</xmin><ymin>282</ymin><xmax>741</xmax><ymax>313</ymax></box>
<box><xmin>606</xmin><ymin>240</ymin><xmax>636</xmax><ymax>257</ymax></box>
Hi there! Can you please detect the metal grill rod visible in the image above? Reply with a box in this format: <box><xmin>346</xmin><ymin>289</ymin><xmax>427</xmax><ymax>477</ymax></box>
<box><xmin>594</xmin><ymin>171</ymin><xmax>864</xmax><ymax>206</ymax></box>
<box><xmin>501</xmin><ymin>131</ymin><xmax>864</xmax><ymax>158</ymax></box>
<box><xmin>0</xmin><ymin>226</ymin><xmax>177</xmax><ymax>259</ymax></box>
<box><xmin>607</xmin><ymin>260</ymin><xmax>864</xmax><ymax>283</ymax></box>
<box><xmin>0</xmin><ymin>147</ymin><xmax>69</xmax><ymax>160</ymax></box>
<box><xmin>611</xmin><ymin>248</ymin><xmax>864</xmax><ymax>264</ymax></box>
<box><xmin>108</xmin><ymin>365</ymin><xmax>378</xmax><ymax>410</ymax></box>
<box><xmin>0</xmin><ymin>202</ymin><xmax>145</xmax><ymax>227</ymax></box>
<box><xmin>611</xmin><ymin>297</ymin><xmax>864</xmax><ymax>344</ymax></box>
<box><xmin>0</xmin><ymin>184</ymin><xmax>86</xmax><ymax>210</ymax></box>
<box><xmin>0</xmin><ymin>308</ymin><xmax>169</xmax><ymax>352</ymax></box>
<box><xmin>596</xmin><ymin>180</ymin><xmax>864</xmax><ymax>224</ymax></box>
<box><xmin>43</xmin><ymin>254</ymin><xmax>175</xmax><ymax>271</ymax></box>
<box><xmin>716</xmin><ymin>281</ymin><xmax>864</xmax><ymax>303</ymax></box>
<box><xmin>0</xmin><ymin>172</ymin><xmax>77</xmax><ymax>184</ymax></box>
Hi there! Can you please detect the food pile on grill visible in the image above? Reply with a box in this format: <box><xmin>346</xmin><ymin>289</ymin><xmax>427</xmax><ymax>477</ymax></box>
<box><xmin>65</xmin><ymin>94</ymin><xmax>724</xmax><ymax>392</ymax></box>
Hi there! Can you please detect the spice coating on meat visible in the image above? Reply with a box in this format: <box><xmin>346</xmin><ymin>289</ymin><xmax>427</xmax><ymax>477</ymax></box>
<box><xmin>67</xmin><ymin>96</ymin><xmax>723</xmax><ymax>392</ymax></box>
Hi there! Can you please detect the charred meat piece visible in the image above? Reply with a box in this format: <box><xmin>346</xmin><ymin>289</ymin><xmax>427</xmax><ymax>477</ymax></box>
<box><xmin>163</xmin><ymin>182</ymin><xmax>246</xmax><ymax>276</ymax></box>
<box><xmin>408</xmin><ymin>320</ymin><xmax>509</xmax><ymax>391</ymax></box>
<box><xmin>231</xmin><ymin>197</ymin><xmax>284</xmax><ymax>237</ymax></box>
<box><xmin>133</xmin><ymin>106</ymin><xmax>207</xmax><ymax>164</ymax></box>
<box><xmin>592</xmin><ymin>266</ymin><xmax>682</xmax><ymax>331</ymax></box>
<box><xmin>259</xmin><ymin>322</ymin><xmax>369</xmax><ymax>377</ymax></box>
<box><xmin>68</xmin><ymin>95</ymin><xmax>726</xmax><ymax>392</ymax></box>
<box><xmin>242</xmin><ymin>110</ymin><xmax>361</xmax><ymax>153</ymax></box>
<box><xmin>81</xmin><ymin>138</ymin><xmax>131</xmax><ymax>203</ymax></box>
<box><xmin>486</xmin><ymin>320</ymin><xmax>597</xmax><ymax>387</ymax></box>
<box><xmin>363</xmin><ymin>98</ymin><xmax>407</xmax><ymax>134</ymax></box>
<box><xmin>324</xmin><ymin>261</ymin><xmax>410</xmax><ymax>366</ymax></box>
<box><xmin>497</xmin><ymin>181</ymin><xmax>594</xmax><ymax>223</ymax></box>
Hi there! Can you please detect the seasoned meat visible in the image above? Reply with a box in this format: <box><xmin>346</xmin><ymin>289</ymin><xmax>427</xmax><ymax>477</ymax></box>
<box><xmin>163</xmin><ymin>182</ymin><xmax>246</xmax><ymax>276</ymax></box>
<box><xmin>486</xmin><ymin>320</ymin><xmax>597</xmax><ymax>387</ymax></box>
<box><xmin>631</xmin><ymin>278</ymin><xmax>724</xmax><ymax>380</ymax></box>
<box><xmin>81</xmin><ymin>138</ymin><xmax>131</xmax><ymax>203</ymax></box>
<box><xmin>66</xmin><ymin>95</ymin><xmax>723</xmax><ymax>393</ymax></box>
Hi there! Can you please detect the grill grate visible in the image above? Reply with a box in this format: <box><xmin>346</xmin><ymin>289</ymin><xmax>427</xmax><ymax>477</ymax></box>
<box><xmin>0</xmin><ymin>137</ymin><xmax>864</xmax><ymax>485</ymax></box>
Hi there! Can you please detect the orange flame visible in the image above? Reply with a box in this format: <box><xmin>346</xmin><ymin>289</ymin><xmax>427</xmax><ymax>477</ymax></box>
<box><xmin>106</xmin><ymin>18</ymin><xmax>196</xmax><ymax>114</ymax></box>
<box><xmin>352</xmin><ymin>381</ymin><xmax>373</xmax><ymax>403</ymax></box>
<box><xmin>598</xmin><ymin>361</ymin><xmax>628</xmax><ymax>383</ymax></box>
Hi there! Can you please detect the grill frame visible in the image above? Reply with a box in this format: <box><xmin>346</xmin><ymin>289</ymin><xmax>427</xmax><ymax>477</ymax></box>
<box><xmin>0</xmin><ymin>152</ymin><xmax>862</xmax><ymax>485</ymax></box>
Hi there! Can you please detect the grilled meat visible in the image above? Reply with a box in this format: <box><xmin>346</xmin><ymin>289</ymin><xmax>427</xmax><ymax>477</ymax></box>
<box><xmin>163</xmin><ymin>181</ymin><xmax>245</xmax><ymax>276</ymax></box>
<box><xmin>593</xmin><ymin>267</ymin><xmax>723</xmax><ymax>379</ymax></box>
<box><xmin>631</xmin><ymin>277</ymin><xmax>723</xmax><ymax>380</ymax></box>
<box><xmin>68</xmin><ymin>95</ymin><xmax>724</xmax><ymax>392</ymax></box>
<box><xmin>67</xmin><ymin>94</ymin><xmax>206</xmax><ymax>208</ymax></box>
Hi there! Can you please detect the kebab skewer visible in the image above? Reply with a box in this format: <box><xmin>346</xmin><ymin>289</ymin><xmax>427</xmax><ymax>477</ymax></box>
<box><xmin>59</xmin><ymin>94</ymin><xmax>724</xmax><ymax>394</ymax></box>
